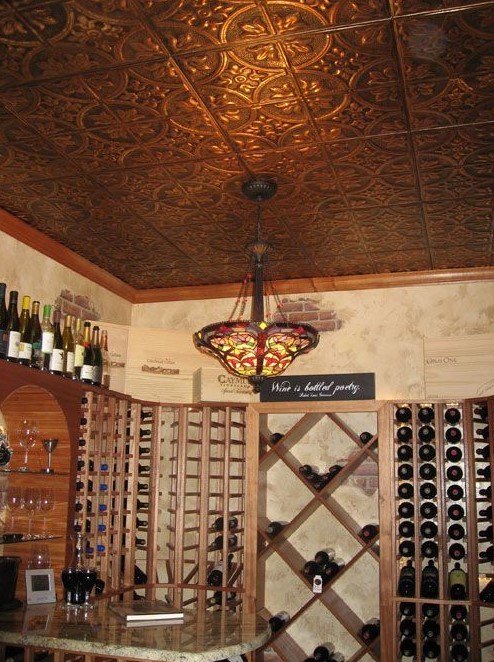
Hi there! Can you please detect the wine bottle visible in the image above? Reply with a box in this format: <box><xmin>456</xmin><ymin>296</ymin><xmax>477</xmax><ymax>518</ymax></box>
<box><xmin>399</xmin><ymin>540</ymin><xmax>415</xmax><ymax>557</ymax></box>
<box><xmin>266</xmin><ymin>521</ymin><xmax>286</xmax><ymax>537</ymax></box>
<box><xmin>419</xmin><ymin>444</ymin><xmax>435</xmax><ymax>461</ymax></box>
<box><xmin>321</xmin><ymin>558</ymin><xmax>344</xmax><ymax>581</ymax></box>
<box><xmin>420</xmin><ymin>482</ymin><xmax>437</xmax><ymax>499</ymax></box>
<box><xmin>422</xmin><ymin>618</ymin><xmax>440</xmax><ymax>639</ymax></box>
<box><xmin>72</xmin><ymin>317</ymin><xmax>84</xmax><ymax>379</ymax></box>
<box><xmin>209</xmin><ymin>534</ymin><xmax>238</xmax><ymax>550</ymax></box>
<box><xmin>398</xmin><ymin>463</ymin><xmax>413</xmax><ymax>480</ymax></box>
<box><xmin>101</xmin><ymin>329</ymin><xmax>110</xmax><ymax>388</ymax></box>
<box><xmin>0</xmin><ymin>283</ymin><xmax>7</xmax><ymax>359</ymax></box>
<box><xmin>479</xmin><ymin>578</ymin><xmax>494</xmax><ymax>602</ymax></box>
<box><xmin>446</xmin><ymin>445</ymin><xmax>463</xmax><ymax>462</ymax></box>
<box><xmin>420</xmin><ymin>520</ymin><xmax>438</xmax><ymax>539</ymax></box>
<box><xmin>136</xmin><ymin>517</ymin><xmax>147</xmax><ymax>528</ymax></box>
<box><xmin>322</xmin><ymin>463</ymin><xmax>343</xmax><ymax>483</ymax></box>
<box><xmin>268</xmin><ymin>611</ymin><xmax>290</xmax><ymax>632</ymax></box>
<box><xmin>359</xmin><ymin>430</ymin><xmax>374</xmax><ymax>444</ymax></box>
<box><xmin>49</xmin><ymin>308</ymin><xmax>64</xmax><ymax>375</ymax></box>
<box><xmin>421</xmin><ymin>540</ymin><xmax>438</xmax><ymax>558</ymax></box>
<box><xmin>474</xmin><ymin>405</ymin><xmax>488</xmax><ymax>421</ymax></box>
<box><xmin>447</xmin><ymin>484</ymin><xmax>464</xmax><ymax>501</ymax></box>
<box><xmin>396</xmin><ymin>425</ymin><xmax>413</xmax><ymax>442</ymax></box>
<box><xmin>136</xmin><ymin>498</ymin><xmax>149</xmax><ymax>510</ymax></box>
<box><xmin>299</xmin><ymin>464</ymin><xmax>319</xmax><ymax>481</ymax></box>
<box><xmin>479</xmin><ymin>545</ymin><xmax>493</xmax><ymax>562</ymax></box>
<box><xmin>17</xmin><ymin>295</ymin><xmax>32</xmax><ymax>365</ymax></box>
<box><xmin>359</xmin><ymin>617</ymin><xmax>380</xmax><ymax>642</ymax></box>
<box><xmin>207</xmin><ymin>554</ymin><xmax>233</xmax><ymax>586</ymax></box>
<box><xmin>479</xmin><ymin>505</ymin><xmax>492</xmax><ymax>519</ymax></box>
<box><xmin>447</xmin><ymin>465</ymin><xmax>463</xmax><ymax>481</ymax></box>
<box><xmin>422</xmin><ymin>640</ymin><xmax>440</xmax><ymax>659</ymax></box>
<box><xmin>479</xmin><ymin>524</ymin><xmax>493</xmax><ymax>541</ymax></box>
<box><xmin>449</xmin><ymin>562</ymin><xmax>467</xmax><ymax>599</ymax></box>
<box><xmin>359</xmin><ymin>523</ymin><xmax>379</xmax><ymax>542</ymax></box>
<box><xmin>479</xmin><ymin>485</ymin><xmax>492</xmax><ymax>499</ymax></box>
<box><xmin>398</xmin><ymin>482</ymin><xmax>414</xmax><ymax>499</ymax></box>
<box><xmin>448</xmin><ymin>503</ymin><xmax>464</xmax><ymax>521</ymax></box>
<box><xmin>450</xmin><ymin>604</ymin><xmax>467</xmax><ymax>621</ymax></box>
<box><xmin>314</xmin><ymin>549</ymin><xmax>335</xmax><ymax>567</ymax></box>
<box><xmin>477</xmin><ymin>465</ymin><xmax>491</xmax><ymax>480</ymax></box>
<box><xmin>399</xmin><ymin>601</ymin><xmax>415</xmax><ymax>616</ymax></box>
<box><xmin>476</xmin><ymin>445</ymin><xmax>490</xmax><ymax>459</ymax></box>
<box><xmin>421</xmin><ymin>559</ymin><xmax>439</xmax><ymax>598</ymax></box>
<box><xmin>206</xmin><ymin>591</ymin><xmax>236</xmax><ymax>607</ymax></box>
<box><xmin>212</xmin><ymin>516</ymin><xmax>238</xmax><ymax>531</ymax></box>
<box><xmin>398</xmin><ymin>502</ymin><xmax>414</xmax><ymax>518</ymax></box>
<box><xmin>451</xmin><ymin>623</ymin><xmax>469</xmax><ymax>642</ymax></box>
<box><xmin>5</xmin><ymin>290</ymin><xmax>20</xmax><ymax>362</ymax></box>
<box><xmin>39</xmin><ymin>304</ymin><xmax>54</xmax><ymax>370</ymax></box>
<box><xmin>135</xmin><ymin>537</ymin><xmax>146</xmax><ymax>547</ymax></box>
<box><xmin>448</xmin><ymin>523</ymin><xmax>465</xmax><ymax>540</ymax></box>
<box><xmin>91</xmin><ymin>325</ymin><xmax>102</xmax><ymax>386</ymax></box>
<box><xmin>80</xmin><ymin>321</ymin><xmax>94</xmax><ymax>383</ymax></box>
<box><xmin>419</xmin><ymin>463</ymin><xmax>436</xmax><ymax>480</ymax></box>
<box><xmin>397</xmin><ymin>444</ymin><xmax>413</xmax><ymax>461</ymax></box>
<box><xmin>399</xmin><ymin>638</ymin><xmax>416</xmax><ymax>657</ymax></box>
<box><xmin>418</xmin><ymin>406</ymin><xmax>435</xmax><ymax>423</ymax></box>
<box><xmin>445</xmin><ymin>427</ymin><xmax>462</xmax><ymax>443</ymax></box>
<box><xmin>398</xmin><ymin>521</ymin><xmax>415</xmax><ymax>538</ymax></box>
<box><xmin>397</xmin><ymin>560</ymin><xmax>415</xmax><ymax>597</ymax></box>
<box><xmin>62</xmin><ymin>314</ymin><xmax>75</xmax><ymax>378</ymax></box>
<box><xmin>0</xmin><ymin>434</ymin><xmax>13</xmax><ymax>467</ymax></box>
<box><xmin>422</xmin><ymin>603</ymin><xmax>439</xmax><ymax>618</ymax></box>
<box><xmin>418</xmin><ymin>425</ymin><xmax>435</xmax><ymax>442</ymax></box>
<box><xmin>270</xmin><ymin>432</ymin><xmax>284</xmax><ymax>444</ymax></box>
<box><xmin>445</xmin><ymin>407</ymin><xmax>461</xmax><ymax>424</ymax></box>
<box><xmin>420</xmin><ymin>502</ymin><xmax>437</xmax><ymax>519</ymax></box>
<box><xmin>303</xmin><ymin>560</ymin><xmax>323</xmax><ymax>579</ymax></box>
<box><xmin>399</xmin><ymin>617</ymin><xmax>416</xmax><ymax>637</ymax></box>
<box><xmin>450</xmin><ymin>643</ymin><xmax>469</xmax><ymax>661</ymax></box>
<box><xmin>312</xmin><ymin>642</ymin><xmax>335</xmax><ymax>661</ymax></box>
<box><xmin>396</xmin><ymin>406</ymin><xmax>412</xmax><ymax>423</ymax></box>
<box><xmin>29</xmin><ymin>300</ymin><xmax>42</xmax><ymax>368</ymax></box>
<box><xmin>449</xmin><ymin>543</ymin><xmax>466</xmax><ymax>560</ymax></box>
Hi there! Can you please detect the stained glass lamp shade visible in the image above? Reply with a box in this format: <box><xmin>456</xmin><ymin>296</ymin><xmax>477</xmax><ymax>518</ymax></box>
<box><xmin>193</xmin><ymin>179</ymin><xmax>319</xmax><ymax>393</ymax></box>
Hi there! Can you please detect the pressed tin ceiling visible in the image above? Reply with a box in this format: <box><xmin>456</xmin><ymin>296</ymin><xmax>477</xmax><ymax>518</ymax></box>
<box><xmin>0</xmin><ymin>0</ymin><xmax>494</xmax><ymax>296</ymax></box>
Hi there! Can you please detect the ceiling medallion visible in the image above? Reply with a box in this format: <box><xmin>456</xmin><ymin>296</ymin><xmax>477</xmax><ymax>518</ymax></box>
<box><xmin>193</xmin><ymin>178</ymin><xmax>320</xmax><ymax>393</ymax></box>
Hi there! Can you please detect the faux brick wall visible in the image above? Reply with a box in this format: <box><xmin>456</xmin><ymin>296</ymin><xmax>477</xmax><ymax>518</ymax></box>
<box><xmin>56</xmin><ymin>289</ymin><xmax>100</xmax><ymax>322</ymax></box>
<box><xmin>273</xmin><ymin>297</ymin><xmax>343</xmax><ymax>333</ymax></box>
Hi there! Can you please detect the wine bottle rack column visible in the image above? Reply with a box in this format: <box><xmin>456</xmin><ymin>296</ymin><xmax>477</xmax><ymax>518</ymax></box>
<box><xmin>165</xmin><ymin>404</ymin><xmax>247</xmax><ymax>612</ymax></box>
<box><xmin>244</xmin><ymin>401</ymin><xmax>385</xmax><ymax>662</ymax></box>
<box><xmin>392</xmin><ymin>399</ymin><xmax>494</xmax><ymax>662</ymax></box>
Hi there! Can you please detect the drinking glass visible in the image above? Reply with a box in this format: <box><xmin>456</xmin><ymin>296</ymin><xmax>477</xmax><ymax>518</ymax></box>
<box><xmin>6</xmin><ymin>486</ymin><xmax>23</xmax><ymax>529</ymax></box>
<box><xmin>42</xmin><ymin>438</ymin><xmax>58</xmax><ymax>474</ymax></box>
<box><xmin>38</xmin><ymin>488</ymin><xmax>55</xmax><ymax>533</ymax></box>
<box><xmin>28</xmin><ymin>543</ymin><xmax>51</xmax><ymax>569</ymax></box>
<box><xmin>23</xmin><ymin>487</ymin><xmax>40</xmax><ymax>536</ymax></box>
<box><xmin>17</xmin><ymin>419</ymin><xmax>39</xmax><ymax>472</ymax></box>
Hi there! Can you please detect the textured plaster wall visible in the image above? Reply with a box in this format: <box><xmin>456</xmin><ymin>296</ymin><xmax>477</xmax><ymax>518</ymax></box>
<box><xmin>133</xmin><ymin>281</ymin><xmax>494</xmax><ymax>400</ymax></box>
<box><xmin>1</xmin><ymin>232</ymin><xmax>132</xmax><ymax>324</ymax></box>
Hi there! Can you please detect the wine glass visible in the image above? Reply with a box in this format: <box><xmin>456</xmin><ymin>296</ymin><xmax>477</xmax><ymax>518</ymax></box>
<box><xmin>42</xmin><ymin>438</ymin><xmax>58</xmax><ymax>473</ymax></box>
<box><xmin>39</xmin><ymin>487</ymin><xmax>55</xmax><ymax>533</ymax></box>
<box><xmin>23</xmin><ymin>487</ymin><xmax>40</xmax><ymax>536</ymax></box>
<box><xmin>28</xmin><ymin>543</ymin><xmax>51</xmax><ymax>569</ymax></box>
<box><xmin>6</xmin><ymin>486</ymin><xmax>23</xmax><ymax>529</ymax></box>
<box><xmin>17</xmin><ymin>419</ymin><xmax>39</xmax><ymax>472</ymax></box>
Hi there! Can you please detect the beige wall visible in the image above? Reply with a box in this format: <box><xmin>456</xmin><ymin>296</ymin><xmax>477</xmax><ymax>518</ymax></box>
<box><xmin>132</xmin><ymin>282</ymin><xmax>494</xmax><ymax>400</ymax></box>
<box><xmin>2</xmin><ymin>230</ymin><xmax>494</xmax><ymax>401</ymax></box>
<box><xmin>1</xmin><ymin>232</ymin><xmax>132</xmax><ymax>325</ymax></box>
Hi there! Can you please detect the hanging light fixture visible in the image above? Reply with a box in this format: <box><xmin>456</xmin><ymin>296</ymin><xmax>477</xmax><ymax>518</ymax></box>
<box><xmin>193</xmin><ymin>178</ymin><xmax>319</xmax><ymax>393</ymax></box>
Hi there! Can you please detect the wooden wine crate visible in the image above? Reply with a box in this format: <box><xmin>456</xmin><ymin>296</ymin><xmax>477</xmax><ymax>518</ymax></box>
<box><xmin>192</xmin><ymin>367</ymin><xmax>259</xmax><ymax>404</ymax></box>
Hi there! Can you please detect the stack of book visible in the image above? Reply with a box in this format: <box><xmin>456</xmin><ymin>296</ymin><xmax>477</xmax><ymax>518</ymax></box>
<box><xmin>109</xmin><ymin>600</ymin><xmax>184</xmax><ymax>627</ymax></box>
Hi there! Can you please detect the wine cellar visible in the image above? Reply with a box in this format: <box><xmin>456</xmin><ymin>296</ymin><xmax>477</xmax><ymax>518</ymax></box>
<box><xmin>1</xmin><ymin>360</ymin><xmax>494</xmax><ymax>661</ymax></box>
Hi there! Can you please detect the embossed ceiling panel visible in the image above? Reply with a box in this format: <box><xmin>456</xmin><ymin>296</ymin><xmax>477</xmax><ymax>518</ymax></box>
<box><xmin>0</xmin><ymin>0</ymin><xmax>494</xmax><ymax>291</ymax></box>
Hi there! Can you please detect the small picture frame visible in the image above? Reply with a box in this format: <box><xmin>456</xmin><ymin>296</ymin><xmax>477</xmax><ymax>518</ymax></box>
<box><xmin>25</xmin><ymin>568</ymin><xmax>56</xmax><ymax>605</ymax></box>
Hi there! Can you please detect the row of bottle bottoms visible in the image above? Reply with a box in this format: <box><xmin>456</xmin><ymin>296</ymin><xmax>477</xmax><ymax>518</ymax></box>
<box><xmin>267</xmin><ymin>521</ymin><xmax>378</xmax><ymax>543</ymax></box>
<box><xmin>396</xmin><ymin>403</ymin><xmax>489</xmax><ymax>425</ymax></box>
<box><xmin>0</xmin><ymin>285</ymin><xmax>111</xmax><ymax>387</ymax></box>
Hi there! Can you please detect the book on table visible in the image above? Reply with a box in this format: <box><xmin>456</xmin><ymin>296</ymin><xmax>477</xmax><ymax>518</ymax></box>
<box><xmin>109</xmin><ymin>600</ymin><xmax>184</xmax><ymax>622</ymax></box>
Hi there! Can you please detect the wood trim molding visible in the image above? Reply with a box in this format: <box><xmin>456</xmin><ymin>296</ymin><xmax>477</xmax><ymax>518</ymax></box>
<box><xmin>2</xmin><ymin>208</ymin><xmax>494</xmax><ymax>303</ymax></box>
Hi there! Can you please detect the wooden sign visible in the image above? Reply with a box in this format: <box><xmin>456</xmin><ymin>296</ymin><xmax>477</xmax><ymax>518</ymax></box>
<box><xmin>260</xmin><ymin>373</ymin><xmax>376</xmax><ymax>402</ymax></box>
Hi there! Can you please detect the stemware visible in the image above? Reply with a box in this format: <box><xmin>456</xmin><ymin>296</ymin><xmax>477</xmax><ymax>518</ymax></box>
<box><xmin>28</xmin><ymin>543</ymin><xmax>51</xmax><ymax>569</ymax></box>
<box><xmin>38</xmin><ymin>488</ymin><xmax>55</xmax><ymax>533</ymax></box>
<box><xmin>41</xmin><ymin>438</ymin><xmax>58</xmax><ymax>474</ymax></box>
<box><xmin>6</xmin><ymin>486</ymin><xmax>23</xmax><ymax>529</ymax></box>
<box><xmin>17</xmin><ymin>419</ymin><xmax>39</xmax><ymax>472</ymax></box>
<box><xmin>23</xmin><ymin>487</ymin><xmax>40</xmax><ymax>536</ymax></box>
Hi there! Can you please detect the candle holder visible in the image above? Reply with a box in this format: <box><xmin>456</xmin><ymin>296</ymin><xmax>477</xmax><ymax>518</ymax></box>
<box><xmin>41</xmin><ymin>438</ymin><xmax>59</xmax><ymax>474</ymax></box>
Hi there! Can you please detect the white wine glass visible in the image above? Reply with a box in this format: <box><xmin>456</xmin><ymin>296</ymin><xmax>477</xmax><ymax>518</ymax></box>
<box><xmin>39</xmin><ymin>487</ymin><xmax>55</xmax><ymax>533</ymax></box>
<box><xmin>17</xmin><ymin>419</ymin><xmax>39</xmax><ymax>472</ymax></box>
<box><xmin>6</xmin><ymin>486</ymin><xmax>24</xmax><ymax>529</ymax></box>
<box><xmin>24</xmin><ymin>487</ymin><xmax>40</xmax><ymax>536</ymax></box>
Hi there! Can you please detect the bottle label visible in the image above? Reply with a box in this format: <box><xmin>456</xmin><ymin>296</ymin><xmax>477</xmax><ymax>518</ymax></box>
<box><xmin>41</xmin><ymin>331</ymin><xmax>54</xmax><ymax>353</ymax></box>
<box><xmin>49</xmin><ymin>348</ymin><xmax>64</xmax><ymax>372</ymax></box>
<box><xmin>65</xmin><ymin>350</ymin><xmax>75</xmax><ymax>374</ymax></box>
<box><xmin>7</xmin><ymin>331</ymin><xmax>20</xmax><ymax>358</ymax></box>
<box><xmin>18</xmin><ymin>341</ymin><xmax>32</xmax><ymax>361</ymax></box>
<box><xmin>74</xmin><ymin>344</ymin><xmax>84</xmax><ymax>368</ymax></box>
<box><xmin>0</xmin><ymin>330</ymin><xmax>7</xmax><ymax>356</ymax></box>
<box><xmin>80</xmin><ymin>364</ymin><xmax>94</xmax><ymax>381</ymax></box>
